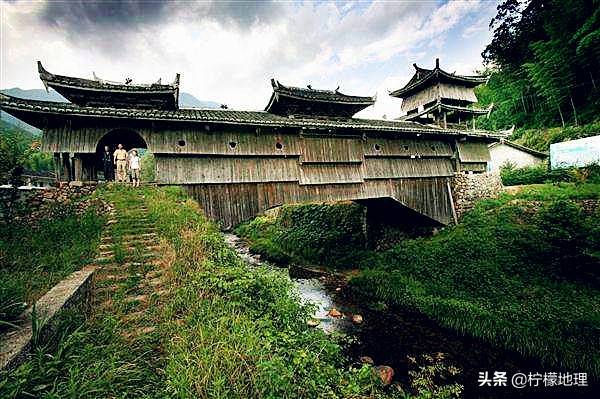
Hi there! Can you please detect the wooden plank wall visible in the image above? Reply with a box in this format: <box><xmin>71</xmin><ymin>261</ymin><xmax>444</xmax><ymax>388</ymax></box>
<box><xmin>43</xmin><ymin>121</ymin><xmax>464</xmax><ymax>227</ymax></box>
<box><xmin>363</xmin><ymin>158</ymin><xmax>453</xmax><ymax>179</ymax></box>
<box><xmin>400</xmin><ymin>83</ymin><xmax>477</xmax><ymax>112</ymax></box>
<box><xmin>457</xmin><ymin>141</ymin><xmax>491</xmax><ymax>162</ymax></box>
<box><xmin>438</xmin><ymin>83</ymin><xmax>478</xmax><ymax>103</ymax></box>
<box><xmin>300</xmin><ymin>136</ymin><xmax>363</xmax><ymax>163</ymax></box>
<box><xmin>42</xmin><ymin>126</ymin><xmax>108</xmax><ymax>153</ymax></box>
<box><xmin>156</xmin><ymin>156</ymin><xmax>300</xmax><ymax>184</ymax></box>
<box><xmin>146</xmin><ymin>128</ymin><xmax>302</xmax><ymax>156</ymax></box>
<box><xmin>299</xmin><ymin>163</ymin><xmax>363</xmax><ymax>185</ymax></box>
<box><xmin>185</xmin><ymin>177</ymin><xmax>454</xmax><ymax>228</ymax></box>
<box><xmin>151</xmin><ymin>131</ymin><xmax>459</xmax><ymax>226</ymax></box>
<box><xmin>401</xmin><ymin>85</ymin><xmax>439</xmax><ymax>112</ymax></box>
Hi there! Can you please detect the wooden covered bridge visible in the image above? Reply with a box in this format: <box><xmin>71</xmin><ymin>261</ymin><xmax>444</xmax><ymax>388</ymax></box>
<box><xmin>0</xmin><ymin>62</ymin><xmax>502</xmax><ymax>228</ymax></box>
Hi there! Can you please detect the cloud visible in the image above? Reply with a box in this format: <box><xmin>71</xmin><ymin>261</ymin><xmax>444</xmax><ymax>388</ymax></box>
<box><xmin>462</xmin><ymin>17</ymin><xmax>489</xmax><ymax>39</ymax></box>
<box><xmin>38</xmin><ymin>0</ymin><xmax>284</xmax><ymax>32</ymax></box>
<box><xmin>1</xmin><ymin>0</ymin><xmax>491</xmax><ymax>114</ymax></box>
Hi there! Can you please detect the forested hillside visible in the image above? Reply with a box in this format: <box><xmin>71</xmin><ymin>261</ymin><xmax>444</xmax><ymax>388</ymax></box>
<box><xmin>475</xmin><ymin>0</ymin><xmax>599</xmax><ymax>149</ymax></box>
<box><xmin>0</xmin><ymin>119</ymin><xmax>53</xmax><ymax>177</ymax></box>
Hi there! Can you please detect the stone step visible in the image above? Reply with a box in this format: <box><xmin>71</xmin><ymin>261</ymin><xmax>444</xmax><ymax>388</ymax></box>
<box><xmin>95</xmin><ymin>251</ymin><xmax>157</xmax><ymax>264</ymax></box>
<box><xmin>102</xmin><ymin>232</ymin><xmax>157</xmax><ymax>243</ymax></box>
<box><xmin>147</xmin><ymin>277</ymin><xmax>165</xmax><ymax>287</ymax></box>
<box><xmin>121</xmin><ymin>326</ymin><xmax>155</xmax><ymax>340</ymax></box>
<box><xmin>94</xmin><ymin>256</ymin><xmax>115</xmax><ymax>264</ymax></box>
<box><xmin>96</xmin><ymin>284</ymin><xmax>119</xmax><ymax>294</ymax></box>
<box><xmin>100</xmin><ymin>242</ymin><xmax>159</xmax><ymax>252</ymax></box>
<box><xmin>114</xmin><ymin>259</ymin><xmax>162</xmax><ymax>269</ymax></box>
<box><xmin>116</xmin><ymin>217</ymin><xmax>151</xmax><ymax>223</ymax></box>
<box><xmin>118</xmin><ymin>226</ymin><xmax>158</xmax><ymax>234</ymax></box>
<box><xmin>102</xmin><ymin>274</ymin><xmax>128</xmax><ymax>282</ymax></box>
<box><xmin>146</xmin><ymin>269</ymin><xmax>166</xmax><ymax>279</ymax></box>
<box><xmin>124</xmin><ymin>294</ymin><xmax>148</xmax><ymax>304</ymax></box>
<box><xmin>123</xmin><ymin>310</ymin><xmax>147</xmax><ymax>322</ymax></box>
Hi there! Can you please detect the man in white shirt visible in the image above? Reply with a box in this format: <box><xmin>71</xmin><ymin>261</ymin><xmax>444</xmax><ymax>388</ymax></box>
<box><xmin>128</xmin><ymin>149</ymin><xmax>141</xmax><ymax>187</ymax></box>
<box><xmin>113</xmin><ymin>143</ymin><xmax>128</xmax><ymax>182</ymax></box>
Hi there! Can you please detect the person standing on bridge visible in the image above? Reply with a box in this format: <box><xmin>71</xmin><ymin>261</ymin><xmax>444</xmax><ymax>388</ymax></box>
<box><xmin>101</xmin><ymin>145</ymin><xmax>114</xmax><ymax>181</ymax></box>
<box><xmin>128</xmin><ymin>149</ymin><xmax>141</xmax><ymax>187</ymax></box>
<box><xmin>113</xmin><ymin>143</ymin><xmax>128</xmax><ymax>182</ymax></box>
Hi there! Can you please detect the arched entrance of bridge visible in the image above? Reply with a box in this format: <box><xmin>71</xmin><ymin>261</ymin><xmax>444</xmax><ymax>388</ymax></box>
<box><xmin>355</xmin><ymin>197</ymin><xmax>443</xmax><ymax>248</ymax></box>
<box><xmin>95</xmin><ymin>129</ymin><xmax>148</xmax><ymax>181</ymax></box>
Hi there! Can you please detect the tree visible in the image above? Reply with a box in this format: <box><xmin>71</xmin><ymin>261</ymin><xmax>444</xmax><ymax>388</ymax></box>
<box><xmin>480</xmin><ymin>0</ymin><xmax>600</xmax><ymax>130</ymax></box>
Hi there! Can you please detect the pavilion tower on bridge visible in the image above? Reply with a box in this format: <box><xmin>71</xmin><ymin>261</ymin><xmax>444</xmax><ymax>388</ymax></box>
<box><xmin>390</xmin><ymin>59</ymin><xmax>491</xmax><ymax>129</ymax></box>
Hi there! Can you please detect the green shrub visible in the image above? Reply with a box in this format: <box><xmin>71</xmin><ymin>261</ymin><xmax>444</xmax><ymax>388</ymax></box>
<box><xmin>140</xmin><ymin>151</ymin><xmax>155</xmax><ymax>182</ymax></box>
<box><xmin>236</xmin><ymin>203</ymin><xmax>370</xmax><ymax>269</ymax></box>
<box><xmin>511</xmin><ymin>121</ymin><xmax>600</xmax><ymax>152</ymax></box>
<box><xmin>143</xmin><ymin>188</ymin><xmax>391</xmax><ymax>398</ymax></box>
<box><xmin>500</xmin><ymin>162</ymin><xmax>550</xmax><ymax>185</ymax></box>
<box><xmin>349</xmin><ymin>189</ymin><xmax>600</xmax><ymax>376</ymax></box>
<box><xmin>500</xmin><ymin>162</ymin><xmax>600</xmax><ymax>186</ymax></box>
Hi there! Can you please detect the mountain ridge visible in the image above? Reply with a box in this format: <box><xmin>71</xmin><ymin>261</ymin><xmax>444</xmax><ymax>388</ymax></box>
<box><xmin>0</xmin><ymin>88</ymin><xmax>221</xmax><ymax>134</ymax></box>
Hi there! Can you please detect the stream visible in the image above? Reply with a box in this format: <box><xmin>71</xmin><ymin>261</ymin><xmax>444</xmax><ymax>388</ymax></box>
<box><xmin>223</xmin><ymin>233</ymin><xmax>597</xmax><ymax>399</ymax></box>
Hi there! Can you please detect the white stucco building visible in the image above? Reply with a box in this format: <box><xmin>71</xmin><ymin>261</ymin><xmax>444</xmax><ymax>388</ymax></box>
<box><xmin>487</xmin><ymin>139</ymin><xmax>548</xmax><ymax>172</ymax></box>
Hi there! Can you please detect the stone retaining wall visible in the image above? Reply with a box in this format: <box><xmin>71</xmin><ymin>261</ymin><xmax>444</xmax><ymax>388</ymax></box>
<box><xmin>1</xmin><ymin>182</ymin><xmax>110</xmax><ymax>223</ymax></box>
<box><xmin>0</xmin><ymin>181</ymin><xmax>109</xmax><ymax>371</ymax></box>
<box><xmin>451</xmin><ymin>172</ymin><xmax>504</xmax><ymax>220</ymax></box>
<box><xmin>0</xmin><ymin>265</ymin><xmax>98</xmax><ymax>371</ymax></box>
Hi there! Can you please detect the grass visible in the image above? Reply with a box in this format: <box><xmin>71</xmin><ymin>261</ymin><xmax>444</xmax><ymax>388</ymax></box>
<box><xmin>145</xmin><ymin>188</ymin><xmax>388</xmax><ymax>398</ymax></box>
<box><xmin>348</xmin><ymin>183</ymin><xmax>600</xmax><ymax>376</ymax></box>
<box><xmin>1</xmin><ymin>185</ymin><xmax>167</xmax><ymax>398</ymax></box>
<box><xmin>0</xmin><ymin>201</ymin><xmax>105</xmax><ymax>329</ymax></box>
<box><xmin>234</xmin><ymin>182</ymin><xmax>600</xmax><ymax>377</ymax></box>
<box><xmin>2</xmin><ymin>185</ymin><xmax>412</xmax><ymax>398</ymax></box>
<box><xmin>500</xmin><ymin>162</ymin><xmax>600</xmax><ymax>186</ymax></box>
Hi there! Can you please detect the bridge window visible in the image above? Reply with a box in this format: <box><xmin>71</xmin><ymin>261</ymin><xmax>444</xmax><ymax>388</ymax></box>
<box><xmin>229</xmin><ymin>141</ymin><xmax>237</xmax><ymax>149</ymax></box>
<box><xmin>178</xmin><ymin>140</ymin><xmax>186</xmax><ymax>147</ymax></box>
<box><xmin>373</xmin><ymin>143</ymin><xmax>381</xmax><ymax>152</ymax></box>
<box><xmin>275</xmin><ymin>141</ymin><xmax>284</xmax><ymax>150</ymax></box>
<box><xmin>430</xmin><ymin>145</ymin><xmax>436</xmax><ymax>151</ymax></box>
<box><xmin>404</xmin><ymin>145</ymin><xmax>409</xmax><ymax>151</ymax></box>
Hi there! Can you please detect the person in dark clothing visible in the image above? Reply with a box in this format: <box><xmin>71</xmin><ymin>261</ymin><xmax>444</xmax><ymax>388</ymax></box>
<box><xmin>102</xmin><ymin>145</ymin><xmax>114</xmax><ymax>181</ymax></box>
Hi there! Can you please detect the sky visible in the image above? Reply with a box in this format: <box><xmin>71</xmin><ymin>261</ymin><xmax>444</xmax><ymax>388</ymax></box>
<box><xmin>0</xmin><ymin>0</ymin><xmax>498</xmax><ymax>119</ymax></box>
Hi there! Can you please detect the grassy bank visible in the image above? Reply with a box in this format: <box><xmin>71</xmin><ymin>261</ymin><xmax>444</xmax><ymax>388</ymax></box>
<box><xmin>2</xmin><ymin>186</ymin><xmax>406</xmax><ymax>398</ymax></box>
<box><xmin>143</xmin><ymin>188</ymin><xmax>390</xmax><ymax>398</ymax></box>
<box><xmin>500</xmin><ymin>162</ymin><xmax>600</xmax><ymax>186</ymax></box>
<box><xmin>235</xmin><ymin>202</ymin><xmax>370</xmax><ymax>268</ymax></box>
<box><xmin>0</xmin><ymin>201</ymin><xmax>105</xmax><ymax>328</ymax></box>
<box><xmin>349</xmin><ymin>183</ymin><xmax>600</xmax><ymax>376</ymax></box>
<box><xmin>234</xmin><ymin>183</ymin><xmax>600</xmax><ymax>376</ymax></box>
<box><xmin>510</xmin><ymin>121</ymin><xmax>600</xmax><ymax>152</ymax></box>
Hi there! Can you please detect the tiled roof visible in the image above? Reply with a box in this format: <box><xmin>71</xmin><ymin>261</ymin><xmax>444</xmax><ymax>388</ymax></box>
<box><xmin>400</xmin><ymin>101</ymin><xmax>493</xmax><ymax>121</ymax></box>
<box><xmin>390</xmin><ymin>59</ymin><xmax>487</xmax><ymax>98</ymax></box>
<box><xmin>0</xmin><ymin>93</ymin><xmax>504</xmax><ymax>139</ymax></box>
<box><xmin>270</xmin><ymin>79</ymin><xmax>375</xmax><ymax>104</ymax></box>
<box><xmin>38</xmin><ymin>61</ymin><xmax>179</xmax><ymax>93</ymax></box>
<box><xmin>488</xmin><ymin>139</ymin><xmax>548</xmax><ymax>157</ymax></box>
